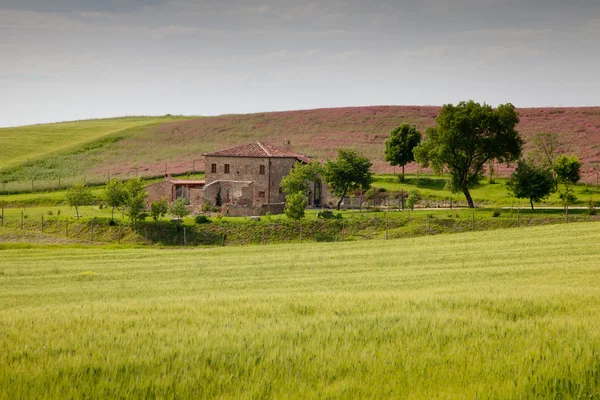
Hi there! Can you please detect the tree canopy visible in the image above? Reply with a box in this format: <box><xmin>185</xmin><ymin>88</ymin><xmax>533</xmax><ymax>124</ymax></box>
<box><xmin>384</xmin><ymin>124</ymin><xmax>421</xmax><ymax>182</ymax></box>
<box><xmin>323</xmin><ymin>149</ymin><xmax>373</xmax><ymax>210</ymax></box>
<box><xmin>123</xmin><ymin>177</ymin><xmax>148</xmax><ymax>225</ymax></box>
<box><xmin>103</xmin><ymin>179</ymin><xmax>126</xmax><ymax>221</ymax></box>
<box><xmin>553</xmin><ymin>155</ymin><xmax>582</xmax><ymax>208</ymax></box>
<box><xmin>284</xmin><ymin>192</ymin><xmax>307</xmax><ymax>220</ymax></box>
<box><xmin>414</xmin><ymin>101</ymin><xmax>523</xmax><ymax>208</ymax></box>
<box><xmin>66</xmin><ymin>182</ymin><xmax>95</xmax><ymax>219</ymax></box>
<box><xmin>280</xmin><ymin>161</ymin><xmax>323</xmax><ymax>195</ymax></box>
<box><xmin>507</xmin><ymin>159</ymin><xmax>555</xmax><ymax>209</ymax></box>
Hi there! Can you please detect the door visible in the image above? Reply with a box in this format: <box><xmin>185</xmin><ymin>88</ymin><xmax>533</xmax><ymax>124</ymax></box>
<box><xmin>313</xmin><ymin>180</ymin><xmax>321</xmax><ymax>207</ymax></box>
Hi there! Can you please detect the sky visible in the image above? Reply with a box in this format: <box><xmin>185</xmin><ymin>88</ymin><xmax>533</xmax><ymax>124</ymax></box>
<box><xmin>1</xmin><ymin>0</ymin><xmax>599</xmax><ymax>127</ymax></box>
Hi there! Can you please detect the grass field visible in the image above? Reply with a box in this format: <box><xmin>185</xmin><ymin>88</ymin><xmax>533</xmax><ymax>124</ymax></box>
<box><xmin>0</xmin><ymin>116</ymin><xmax>194</xmax><ymax>185</ymax></box>
<box><xmin>1</xmin><ymin>223</ymin><xmax>600</xmax><ymax>398</ymax></box>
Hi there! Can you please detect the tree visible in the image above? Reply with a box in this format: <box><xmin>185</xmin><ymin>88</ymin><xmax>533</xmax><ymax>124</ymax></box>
<box><xmin>123</xmin><ymin>177</ymin><xmax>147</xmax><ymax>225</ymax></box>
<box><xmin>103</xmin><ymin>179</ymin><xmax>126</xmax><ymax>221</ymax></box>
<box><xmin>507</xmin><ymin>159</ymin><xmax>555</xmax><ymax>209</ymax></box>
<box><xmin>554</xmin><ymin>155</ymin><xmax>582</xmax><ymax>210</ymax></box>
<box><xmin>170</xmin><ymin>197</ymin><xmax>191</xmax><ymax>220</ymax></box>
<box><xmin>532</xmin><ymin>132</ymin><xmax>561</xmax><ymax>169</ymax></box>
<box><xmin>414</xmin><ymin>101</ymin><xmax>523</xmax><ymax>208</ymax></box>
<box><xmin>280</xmin><ymin>161</ymin><xmax>324</xmax><ymax>195</ymax></box>
<box><xmin>150</xmin><ymin>198</ymin><xmax>169</xmax><ymax>221</ymax></box>
<box><xmin>284</xmin><ymin>192</ymin><xmax>307</xmax><ymax>220</ymax></box>
<box><xmin>323</xmin><ymin>149</ymin><xmax>373</xmax><ymax>210</ymax></box>
<box><xmin>65</xmin><ymin>182</ymin><xmax>95</xmax><ymax>219</ymax></box>
<box><xmin>384</xmin><ymin>124</ymin><xmax>421</xmax><ymax>182</ymax></box>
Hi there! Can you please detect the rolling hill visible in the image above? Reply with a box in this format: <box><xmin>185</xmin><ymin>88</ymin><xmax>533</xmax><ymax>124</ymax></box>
<box><xmin>1</xmin><ymin>106</ymin><xmax>599</xmax><ymax>185</ymax></box>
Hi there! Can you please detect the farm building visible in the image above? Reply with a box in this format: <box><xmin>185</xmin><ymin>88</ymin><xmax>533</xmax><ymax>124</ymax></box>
<box><xmin>146</xmin><ymin>141</ymin><xmax>326</xmax><ymax>215</ymax></box>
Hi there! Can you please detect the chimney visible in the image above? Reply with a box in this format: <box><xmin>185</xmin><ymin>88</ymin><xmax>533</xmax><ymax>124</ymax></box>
<box><xmin>283</xmin><ymin>139</ymin><xmax>291</xmax><ymax>150</ymax></box>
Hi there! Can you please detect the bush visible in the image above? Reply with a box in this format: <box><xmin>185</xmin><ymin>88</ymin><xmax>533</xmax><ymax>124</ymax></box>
<box><xmin>587</xmin><ymin>199</ymin><xmax>597</xmax><ymax>216</ymax></box>
<box><xmin>47</xmin><ymin>210</ymin><xmax>53</xmax><ymax>216</ymax></box>
<box><xmin>406</xmin><ymin>190</ymin><xmax>421</xmax><ymax>210</ymax></box>
<box><xmin>317</xmin><ymin>210</ymin><xmax>342</xmax><ymax>219</ymax></box>
<box><xmin>195</xmin><ymin>215</ymin><xmax>211</xmax><ymax>224</ymax></box>
<box><xmin>492</xmin><ymin>207</ymin><xmax>502</xmax><ymax>218</ymax></box>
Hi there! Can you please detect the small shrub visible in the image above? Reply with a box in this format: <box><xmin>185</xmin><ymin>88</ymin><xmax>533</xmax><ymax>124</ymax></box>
<box><xmin>492</xmin><ymin>208</ymin><xmax>502</xmax><ymax>218</ymax></box>
<box><xmin>214</xmin><ymin>212</ymin><xmax>223</xmax><ymax>221</ymax></box>
<box><xmin>57</xmin><ymin>210</ymin><xmax>61</xmax><ymax>216</ymax></box>
<box><xmin>195</xmin><ymin>215</ymin><xmax>211</xmax><ymax>224</ymax></box>
<box><xmin>317</xmin><ymin>210</ymin><xmax>342</xmax><ymax>219</ymax></box>
<box><xmin>587</xmin><ymin>199</ymin><xmax>597</xmax><ymax>216</ymax></box>
<box><xmin>406</xmin><ymin>190</ymin><xmax>421</xmax><ymax>210</ymax></box>
<box><xmin>47</xmin><ymin>210</ymin><xmax>53</xmax><ymax>216</ymax></box>
<box><xmin>315</xmin><ymin>232</ymin><xmax>338</xmax><ymax>242</ymax></box>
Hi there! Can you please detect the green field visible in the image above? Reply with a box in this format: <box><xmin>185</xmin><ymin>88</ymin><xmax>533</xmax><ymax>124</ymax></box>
<box><xmin>1</xmin><ymin>223</ymin><xmax>599</xmax><ymax>398</ymax></box>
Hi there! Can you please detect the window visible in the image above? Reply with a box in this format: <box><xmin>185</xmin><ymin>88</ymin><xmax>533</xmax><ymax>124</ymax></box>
<box><xmin>224</xmin><ymin>164</ymin><xmax>230</xmax><ymax>174</ymax></box>
<box><xmin>211</xmin><ymin>163</ymin><xmax>217</xmax><ymax>173</ymax></box>
<box><xmin>258</xmin><ymin>191</ymin><xmax>265</xmax><ymax>198</ymax></box>
<box><xmin>259</xmin><ymin>165</ymin><xmax>266</xmax><ymax>175</ymax></box>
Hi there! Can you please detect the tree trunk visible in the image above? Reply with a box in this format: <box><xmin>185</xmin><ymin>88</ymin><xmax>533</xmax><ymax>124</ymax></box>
<box><xmin>462</xmin><ymin>186</ymin><xmax>475</xmax><ymax>208</ymax></box>
<box><xmin>336</xmin><ymin>184</ymin><xmax>350</xmax><ymax>210</ymax></box>
<box><xmin>530</xmin><ymin>198</ymin><xmax>534</xmax><ymax>210</ymax></box>
<box><xmin>75</xmin><ymin>206</ymin><xmax>80</xmax><ymax>219</ymax></box>
<box><xmin>111</xmin><ymin>206</ymin><xmax>115</xmax><ymax>221</ymax></box>
<box><xmin>400</xmin><ymin>165</ymin><xmax>405</xmax><ymax>183</ymax></box>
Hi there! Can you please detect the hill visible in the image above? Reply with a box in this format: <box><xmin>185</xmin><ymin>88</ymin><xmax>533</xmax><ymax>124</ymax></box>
<box><xmin>1</xmin><ymin>107</ymin><xmax>599</xmax><ymax>186</ymax></box>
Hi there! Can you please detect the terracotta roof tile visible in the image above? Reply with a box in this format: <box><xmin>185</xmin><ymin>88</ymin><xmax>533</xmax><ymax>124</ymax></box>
<box><xmin>205</xmin><ymin>142</ymin><xmax>310</xmax><ymax>163</ymax></box>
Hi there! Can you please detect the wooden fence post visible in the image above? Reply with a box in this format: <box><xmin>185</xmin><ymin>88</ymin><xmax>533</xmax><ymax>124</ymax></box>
<box><xmin>65</xmin><ymin>220</ymin><xmax>68</xmax><ymax>237</ymax></box>
<box><xmin>428</xmin><ymin>215</ymin><xmax>431</xmax><ymax>234</ymax></box>
<box><xmin>118</xmin><ymin>225</ymin><xmax>121</xmax><ymax>243</ymax></box>
<box><xmin>90</xmin><ymin>220</ymin><xmax>94</xmax><ymax>242</ymax></box>
<box><xmin>472</xmin><ymin>212</ymin><xmax>475</xmax><ymax>232</ymax></box>
<box><xmin>21</xmin><ymin>211</ymin><xmax>23</xmax><ymax>229</ymax></box>
<box><xmin>144</xmin><ymin>227</ymin><xmax>148</xmax><ymax>245</ymax></box>
<box><xmin>1</xmin><ymin>207</ymin><xmax>3</xmax><ymax>227</ymax></box>
<box><xmin>299</xmin><ymin>223</ymin><xmax>303</xmax><ymax>243</ymax></box>
<box><xmin>517</xmin><ymin>207</ymin><xmax>520</xmax><ymax>227</ymax></box>
<box><xmin>385</xmin><ymin>214</ymin><xmax>389</xmax><ymax>240</ymax></box>
<box><xmin>41</xmin><ymin>215</ymin><xmax>44</xmax><ymax>233</ymax></box>
<box><xmin>183</xmin><ymin>226</ymin><xmax>187</xmax><ymax>246</ymax></box>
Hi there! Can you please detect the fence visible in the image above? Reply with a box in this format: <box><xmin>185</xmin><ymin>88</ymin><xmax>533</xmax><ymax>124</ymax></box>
<box><xmin>1</xmin><ymin>209</ymin><xmax>597</xmax><ymax>247</ymax></box>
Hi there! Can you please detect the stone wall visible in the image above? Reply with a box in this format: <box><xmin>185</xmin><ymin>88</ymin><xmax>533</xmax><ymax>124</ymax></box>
<box><xmin>146</xmin><ymin>181</ymin><xmax>173</xmax><ymax>204</ymax></box>
<box><xmin>205</xmin><ymin>155</ymin><xmax>299</xmax><ymax>207</ymax></box>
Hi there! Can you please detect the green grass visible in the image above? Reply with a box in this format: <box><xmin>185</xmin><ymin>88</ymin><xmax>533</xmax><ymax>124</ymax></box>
<box><xmin>372</xmin><ymin>174</ymin><xmax>600</xmax><ymax>206</ymax></box>
<box><xmin>0</xmin><ymin>116</ymin><xmax>193</xmax><ymax>183</ymax></box>
<box><xmin>1</xmin><ymin>223</ymin><xmax>600</xmax><ymax>398</ymax></box>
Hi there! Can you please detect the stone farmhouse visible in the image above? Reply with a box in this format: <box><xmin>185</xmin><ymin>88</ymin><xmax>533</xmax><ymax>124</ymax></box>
<box><xmin>147</xmin><ymin>141</ymin><xmax>326</xmax><ymax>215</ymax></box>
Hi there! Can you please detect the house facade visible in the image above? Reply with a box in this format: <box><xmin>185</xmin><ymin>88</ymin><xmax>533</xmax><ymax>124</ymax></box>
<box><xmin>147</xmin><ymin>141</ymin><xmax>326</xmax><ymax>215</ymax></box>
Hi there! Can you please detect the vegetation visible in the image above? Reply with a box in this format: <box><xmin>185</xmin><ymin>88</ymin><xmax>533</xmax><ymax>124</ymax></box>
<box><xmin>169</xmin><ymin>197</ymin><xmax>190</xmax><ymax>220</ymax></box>
<box><xmin>65</xmin><ymin>182</ymin><xmax>94</xmax><ymax>219</ymax></box>
<box><xmin>415</xmin><ymin>101</ymin><xmax>523</xmax><ymax>208</ymax></box>
<box><xmin>284</xmin><ymin>192</ymin><xmax>307</xmax><ymax>220</ymax></box>
<box><xmin>150</xmin><ymin>199</ymin><xmax>169</xmax><ymax>221</ymax></box>
<box><xmin>507</xmin><ymin>159</ymin><xmax>555</xmax><ymax>209</ymax></box>
<box><xmin>1</xmin><ymin>223</ymin><xmax>600</xmax><ymax>398</ymax></box>
<box><xmin>384</xmin><ymin>123</ymin><xmax>421</xmax><ymax>182</ymax></box>
<box><xmin>103</xmin><ymin>179</ymin><xmax>126</xmax><ymax>220</ymax></box>
<box><xmin>323</xmin><ymin>149</ymin><xmax>373</xmax><ymax>210</ymax></box>
<box><xmin>123</xmin><ymin>178</ymin><xmax>147</xmax><ymax>225</ymax></box>
<box><xmin>554</xmin><ymin>155</ymin><xmax>582</xmax><ymax>209</ymax></box>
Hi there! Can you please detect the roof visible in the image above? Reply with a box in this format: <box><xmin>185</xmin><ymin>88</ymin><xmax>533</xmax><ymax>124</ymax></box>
<box><xmin>204</xmin><ymin>142</ymin><xmax>311</xmax><ymax>163</ymax></box>
<box><xmin>168</xmin><ymin>179</ymin><xmax>205</xmax><ymax>185</ymax></box>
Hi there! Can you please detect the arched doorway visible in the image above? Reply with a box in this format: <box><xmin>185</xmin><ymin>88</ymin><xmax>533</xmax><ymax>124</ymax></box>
<box><xmin>313</xmin><ymin>180</ymin><xmax>321</xmax><ymax>207</ymax></box>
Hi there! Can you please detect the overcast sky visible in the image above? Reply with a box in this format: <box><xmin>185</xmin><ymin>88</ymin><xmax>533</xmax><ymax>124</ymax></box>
<box><xmin>1</xmin><ymin>0</ymin><xmax>599</xmax><ymax>127</ymax></box>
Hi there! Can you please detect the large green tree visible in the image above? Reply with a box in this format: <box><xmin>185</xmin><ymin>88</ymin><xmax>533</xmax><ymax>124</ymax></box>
<box><xmin>414</xmin><ymin>101</ymin><xmax>523</xmax><ymax>208</ymax></box>
<box><xmin>384</xmin><ymin>124</ymin><xmax>421</xmax><ymax>182</ymax></box>
<box><xmin>323</xmin><ymin>149</ymin><xmax>373</xmax><ymax>210</ymax></box>
<box><xmin>507</xmin><ymin>159</ymin><xmax>555</xmax><ymax>210</ymax></box>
